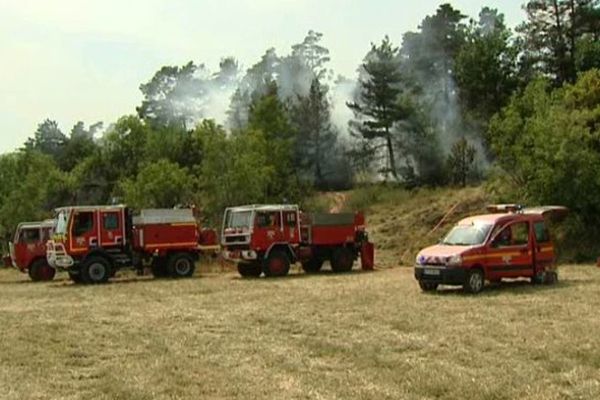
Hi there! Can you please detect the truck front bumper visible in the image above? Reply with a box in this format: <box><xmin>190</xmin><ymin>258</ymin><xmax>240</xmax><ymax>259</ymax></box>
<box><xmin>222</xmin><ymin>249</ymin><xmax>258</xmax><ymax>263</ymax></box>
<box><xmin>414</xmin><ymin>265</ymin><xmax>467</xmax><ymax>285</ymax></box>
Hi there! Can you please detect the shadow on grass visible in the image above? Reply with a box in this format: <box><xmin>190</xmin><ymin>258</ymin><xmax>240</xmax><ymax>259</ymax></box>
<box><xmin>427</xmin><ymin>278</ymin><xmax>586</xmax><ymax>297</ymax></box>
<box><xmin>230</xmin><ymin>268</ymin><xmax>378</xmax><ymax>282</ymax></box>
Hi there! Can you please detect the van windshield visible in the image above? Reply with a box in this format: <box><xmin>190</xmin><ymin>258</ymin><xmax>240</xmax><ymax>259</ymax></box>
<box><xmin>442</xmin><ymin>223</ymin><xmax>492</xmax><ymax>246</ymax></box>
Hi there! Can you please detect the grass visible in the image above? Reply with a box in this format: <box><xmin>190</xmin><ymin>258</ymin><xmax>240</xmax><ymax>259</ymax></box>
<box><xmin>1</xmin><ymin>264</ymin><xmax>600</xmax><ymax>400</ymax></box>
<box><xmin>341</xmin><ymin>185</ymin><xmax>490</xmax><ymax>267</ymax></box>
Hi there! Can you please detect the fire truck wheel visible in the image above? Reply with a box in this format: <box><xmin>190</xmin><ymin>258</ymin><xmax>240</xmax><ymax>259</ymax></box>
<box><xmin>167</xmin><ymin>253</ymin><xmax>196</xmax><ymax>278</ymax></box>
<box><xmin>28</xmin><ymin>259</ymin><xmax>56</xmax><ymax>282</ymax></box>
<box><xmin>81</xmin><ymin>257</ymin><xmax>111</xmax><ymax>284</ymax></box>
<box><xmin>237</xmin><ymin>262</ymin><xmax>262</xmax><ymax>278</ymax></box>
<box><xmin>331</xmin><ymin>247</ymin><xmax>354</xmax><ymax>273</ymax></box>
<box><xmin>418</xmin><ymin>281</ymin><xmax>439</xmax><ymax>292</ymax></box>
<box><xmin>151</xmin><ymin>258</ymin><xmax>169</xmax><ymax>278</ymax></box>
<box><xmin>263</xmin><ymin>251</ymin><xmax>290</xmax><ymax>277</ymax></box>
<box><xmin>545</xmin><ymin>271</ymin><xmax>558</xmax><ymax>285</ymax></box>
<box><xmin>464</xmin><ymin>269</ymin><xmax>485</xmax><ymax>294</ymax></box>
<box><xmin>301</xmin><ymin>259</ymin><xmax>323</xmax><ymax>274</ymax></box>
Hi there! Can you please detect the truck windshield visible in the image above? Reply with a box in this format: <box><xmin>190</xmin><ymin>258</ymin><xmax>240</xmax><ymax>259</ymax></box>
<box><xmin>226</xmin><ymin>211</ymin><xmax>253</xmax><ymax>229</ymax></box>
<box><xmin>442</xmin><ymin>223</ymin><xmax>492</xmax><ymax>246</ymax></box>
<box><xmin>55</xmin><ymin>210</ymin><xmax>69</xmax><ymax>235</ymax></box>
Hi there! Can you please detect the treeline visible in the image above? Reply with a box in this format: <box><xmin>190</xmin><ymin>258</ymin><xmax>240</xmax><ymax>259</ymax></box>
<box><xmin>1</xmin><ymin>1</ymin><xmax>599</xmax><ymax>250</ymax></box>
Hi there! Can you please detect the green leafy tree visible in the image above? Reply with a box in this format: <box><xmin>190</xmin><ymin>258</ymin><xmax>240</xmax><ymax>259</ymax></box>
<box><xmin>119</xmin><ymin>159</ymin><xmax>195</xmax><ymax>209</ymax></box>
<box><xmin>489</xmin><ymin>69</ymin><xmax>600</xmax><ymax>219</ymax></box>
<box><xmin>518</xmin><ymin>0</ymin><xmax>600</xmax><ymax>85</ymax></box>
<box><xmin>195</xmin><ymin>120</ymin><xmax>273</xmax><ymax>219</ymax></box>
<box><xmin>290</xmin><ymin>78</ymin><xmax>339</xmax><ymax>188</ymax></box>
<box><xmin>137</xmin><ymin>62</ymin><xmax>209</xmax><ymax>129</ymax></box>
<box><xmin>447</xmin><ymin>137</ymin><xmax>476</xmax><ymax>187</ymax></box>
<box><xmin>247</xmin><ymin>83</ymin><xmax>302</xmax><ymax>202</ymax></box>
<box><xmin>24</xmin><ymin>119</ymin><xmax>67</xmax><ymax>162</ymax></box>
<box><xmin>348</xmin><ymin>36</ymin><xmax>407</xmax><ymax>180</ymax></box>
<box><xmin>456</xmin><ymin>8</ymin><xmax>519</xmax><ymax>123</ymax></box>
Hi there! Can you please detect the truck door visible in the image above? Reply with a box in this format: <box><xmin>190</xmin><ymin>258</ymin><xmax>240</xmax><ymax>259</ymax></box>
<box><xmin>13</xmin><ymin>227</ymin><xmax>41</xmax><ymax>268</ymax></box>
<box><xmin>533</xmin><ymin>219</ymin><xmax>554</xmax><ymax>275</ymax></box>
<box><xmin>283</xmin><ymin>211</ymin><xmax>300</xmax><ymax>245</ymax></box>
<box><xmin>71</xmin><ymin>211</ymin><xmax>97</xmax><ymax>252</ymax></box>
<box><xmin>254</xmin><ymin>211</ymin><xmax>283</xmax><ymax>250</ymax></box>
<box><xmin>489</xmin><ymin>221</ymin><xmax>533</xmax><ymax>278</ymax></box>
<box><xmin>100</xmin><ymin>210</ymin><xmax>124</xmax><ymax>247</ymax></box>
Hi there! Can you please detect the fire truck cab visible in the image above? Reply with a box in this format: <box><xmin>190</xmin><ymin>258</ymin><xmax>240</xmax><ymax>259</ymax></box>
<box><xmin>9</xmin><ymin>220</ymin><xmax>55</xmax><ymax>281</ymax></box>
<box><xmin>415</xmin><ymin>205</ymin><xmax>567</xmax><ymax>294</ymax></box>
<box><xmin>47</xmin><ymin>205</ymin><xmax>205</xmax><ymax>284</ymax></box>
<box><xmin>221</xmin><ymin>204</ymin><xmax>374</xmax><ymax>277</ymax></box>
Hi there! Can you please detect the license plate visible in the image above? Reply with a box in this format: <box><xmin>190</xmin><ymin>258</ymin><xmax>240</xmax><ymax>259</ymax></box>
<box><xmin>424</xmin><ymin>269</ymin><xmax>441</xmax><ymax>276</ymax></box>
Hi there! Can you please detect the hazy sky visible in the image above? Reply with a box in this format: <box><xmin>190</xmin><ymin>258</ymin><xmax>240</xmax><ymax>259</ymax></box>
<box><xmin>0</xmin><ymin>0</ymin><xmax>525</xmax><ymax>153</ymax></box>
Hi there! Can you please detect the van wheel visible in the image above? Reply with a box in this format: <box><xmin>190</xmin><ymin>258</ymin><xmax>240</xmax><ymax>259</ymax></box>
<box><xmin>418</xmin><ymin>281</ymin><xmax>438</xmax><ymax>292</ymax></box>
<box><xmin>28</xmin><ymin>259</ymin><xmax>56</xmax><ymax>282</ymax></box>
<box><xmin>464</xmin><ymin>269</ymin><xmax>484</xmax><ymax>294</ymax></box>
<box><xmin>81</xmin><ymin>257</ymin><xmax>111</xmax><ymax>284</ymax></box>
<box><xmin>237</xmin><ymin>262</ymin><xmax>262</xmax><ymax>278</ymax></box>
<box><xmin>301</xmin><ymin>259</ymin><xmax>323</xmax><ymax>274</ymax></box>
<box><xmin>151</xmin><ymin>257</ymin><xmax>169</xmax><ymax>278</ymax></box>
<box><xmin>331</xmin><ymin>247</ymin><xmax>354</xmax><ymax>273</ymax></box>
<box><xmin>167</xmin><ymin>253</ymin><xmax>196</xmax><ymax>278</ymax></box>
<box><xmin>263</xmin><ymin>251</ymin><xmax>290</xmax><ymax>277</ymax></box>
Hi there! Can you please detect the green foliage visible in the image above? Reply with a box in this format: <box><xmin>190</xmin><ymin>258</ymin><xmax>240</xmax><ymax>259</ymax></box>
<box><xmin>489</xmin><ymin>69</ymin><xmax>600</xmax><ymax>259</ymax></box>
<box><xmin>196</xmin><ymin>120</ymin><xmax>273</xmax><ymax>220</ymax></box>
<box><xmin>118</xmin><ymin>159</ymin><xmax>195</xmax><ymax>210</ymax></box>
<box><xmin>518</xmin><ymin>0</ymin><xmax>600</xmax><ymax>85</ymax></box>
<box><xmin>446</xmin><ymin>137</ymin><xmax>476</xmax><ymax>187</ymax></box>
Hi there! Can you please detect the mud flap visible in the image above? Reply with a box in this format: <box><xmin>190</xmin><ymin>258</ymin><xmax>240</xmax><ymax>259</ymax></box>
<box><xmin>360</xmin><ymin>242</ymin><xmax>375</xmax><ymax>270</ymax></box>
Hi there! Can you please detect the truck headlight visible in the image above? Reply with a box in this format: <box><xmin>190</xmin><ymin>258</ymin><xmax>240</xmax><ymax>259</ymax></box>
<box><xmin>447</xmin><ymin>254</ymin><xmax>463</xmax><ymax>267</ymax></box>
<box><xmin>415</xmin><ymin>255</ymin><xmax>426</xmax><ymax>266</ymax></box>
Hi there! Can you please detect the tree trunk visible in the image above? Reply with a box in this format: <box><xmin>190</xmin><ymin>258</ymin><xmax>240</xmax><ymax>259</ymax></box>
<box><xmin>385</xmin><ymin>130</ymin><xmax>398</xmax><ymax>180</ymax></box>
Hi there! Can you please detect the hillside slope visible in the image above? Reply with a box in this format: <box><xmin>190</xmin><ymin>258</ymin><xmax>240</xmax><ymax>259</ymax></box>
<box><xmin>340</xmin><ymin>186</ymin><xmax>490</xmax><ymax>268</ymax></box>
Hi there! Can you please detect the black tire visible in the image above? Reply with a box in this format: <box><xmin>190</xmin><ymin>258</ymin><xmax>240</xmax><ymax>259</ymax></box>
<box><xmin>167</xmin><ymin>253</ymin><xmax>196</xmax><ymax>278</ymax></box>
<box><xmin>237</xmin><ymin>262</ymin><xmax>262</xmax><ymax>278</ymax></box>
<box><xmin>301</xmin><ymin>259</ymin><xmax>324</xmax><ymax>274</ymax></box>
<box><xmin>545</xmin><ymin>271</ymin><xmax>558</xmax><ymax>285</ymax></box>
<box><xmin>81</xmin><ymin>256</ymin><xmax>111</xmax><ymax>284</ymax></box>
<box><xmin>28</xmin><ymin>259</ymin><xmax>56</xmax><ymax>282</ymax></box>
<box><xmin>418</xmin><ymin>281</ymin><xmax>439</xmax><ymax>292</ymax></box>
<box><xmin>463</xmin><ymin>269</ymin><xmax>485</xmax><ymax>294</ymax></box>
<box><xmin>331</xmin><ymin>247</ymin><xmax>354</xmax><ymax>273</ymax></box>
<box><xmin>151</xmin><ymin>257</ymin><xmax>169</xmax><ymax>278</ymax></box>
<box><xmin>263</xmin><ymin>251</ymin><xmax>290</xmax><ymax>277</ymax></box>
<box><xmin>68</xmin><ymin>271</ymin><xmax>84</xmax><ymax>284</ymax></box>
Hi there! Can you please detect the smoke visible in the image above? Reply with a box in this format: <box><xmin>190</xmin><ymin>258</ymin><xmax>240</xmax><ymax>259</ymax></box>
<box><xmin>330</xmin><ymin>76</ymin><xmax>356</xmax><ymax>137</ymax></box>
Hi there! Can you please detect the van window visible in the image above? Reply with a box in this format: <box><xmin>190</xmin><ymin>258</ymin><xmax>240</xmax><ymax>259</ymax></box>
<box><xmin>512</xmin><ymin>222</ymin><xmax>529</xmax><ymax>246</ymax></box>
<box><xmin>494</xmin><ymin>222</ymin><xmax>529</xmax><ymax>247</ymax></box>
<box><xmin>534</xmin><ymin>221</ymin><xmax>550</xmax><ymax>243</ymax></box>
<box><xmin>73</xmin><ymin>212</ymin><xmax>94</xmax><ymax>236</ymax></box>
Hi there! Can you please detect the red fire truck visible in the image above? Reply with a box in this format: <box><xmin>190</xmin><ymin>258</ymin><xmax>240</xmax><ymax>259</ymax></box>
<box><xmin>47</xmin><ymin>206</ymin><xmax>219</xmax><ymax>284</ymax></box>
<box><xmin>9</xmin><ymin>220</ymin><xmax>56</xmax><ymax>281</ymax></box>
<box><xmin>415</xmin><ymin>205</ymin><xmax>567</xmax><ymax>294</ymax></box>
<box><xmin>221</xmin><ymin>204</ymin><xmax>375</xmax><ymax>277</ymax></box>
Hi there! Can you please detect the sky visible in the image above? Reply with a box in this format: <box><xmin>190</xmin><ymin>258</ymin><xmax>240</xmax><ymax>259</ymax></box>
<box><xmin>0</xmin><ymin>0</ymin><xmax>525</xmax><ymax>154</ymax></box>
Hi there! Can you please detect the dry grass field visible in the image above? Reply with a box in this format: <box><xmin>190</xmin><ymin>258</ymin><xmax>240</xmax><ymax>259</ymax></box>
<box><xmin>1</xmin><ymin>263</ymin><xmax>600</xmax><ymax>400</ymax></box>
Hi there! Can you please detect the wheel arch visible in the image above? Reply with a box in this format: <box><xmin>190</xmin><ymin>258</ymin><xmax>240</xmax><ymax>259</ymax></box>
<box><xmin>265</xmin><ymin>243</ymin><xmax>296</xmax><ymax>263</ymax></box>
